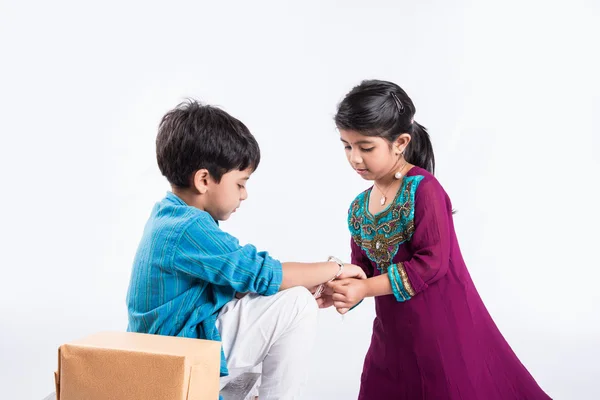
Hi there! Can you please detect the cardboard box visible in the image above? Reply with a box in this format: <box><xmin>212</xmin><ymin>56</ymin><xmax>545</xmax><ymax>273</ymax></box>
<box><xmin>54</xmin><ymin>331</ymin><xmax>221</xmax><ymax>400</ymax></box>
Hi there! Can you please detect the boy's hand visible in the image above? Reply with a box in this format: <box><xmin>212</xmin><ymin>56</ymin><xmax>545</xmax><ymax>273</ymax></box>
<box><xmin>315</xmin><ymin>285</ymin><xmax>334</xmax><ymax>308</ymax></box>
<box><xmin>338</xmin><ymin>264</ymin><xmax>367</xmax><ymax>280</ymax></box>
<box><xmin>316</xmin><ymin>293</ymin><xmax>334</xmax><ymax>308</ymax></box>
<box><xmin>328</xmin><ymin>278</ymin><xmax>368</xmax><ymax>314</ymax></box>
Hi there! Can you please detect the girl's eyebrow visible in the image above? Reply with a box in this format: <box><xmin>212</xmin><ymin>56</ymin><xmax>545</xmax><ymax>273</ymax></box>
<box><xmin>340</xmin><ymin>138</ymin><xmax>374</xmax><ymax>145</ymax></box>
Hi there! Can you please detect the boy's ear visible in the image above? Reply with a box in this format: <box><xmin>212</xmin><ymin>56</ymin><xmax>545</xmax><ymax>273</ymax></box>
<box><xmin>192</xmin><ymin>169</ymin><xmax>210</xmax><ymax>194</ymax></box>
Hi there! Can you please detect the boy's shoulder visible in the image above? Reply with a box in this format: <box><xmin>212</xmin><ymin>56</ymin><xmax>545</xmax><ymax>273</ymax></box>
<box><xmin>150</xmin><ymin>192</ymin><xmax>219</xmax><ymax>239</ymax></box>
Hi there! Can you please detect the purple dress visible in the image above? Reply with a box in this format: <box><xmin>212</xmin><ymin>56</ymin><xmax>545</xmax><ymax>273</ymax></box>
<box><xmin>348</xmin><ymin>166</ymin><xmax>550</xmax><ymax>400</ymax></box>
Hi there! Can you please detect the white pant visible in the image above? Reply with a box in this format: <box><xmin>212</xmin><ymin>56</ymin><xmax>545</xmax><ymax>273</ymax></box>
<box><xmin>216</xmin><ymin>287</ymin><xmax>318</xmax><ymax>400</ymax></box>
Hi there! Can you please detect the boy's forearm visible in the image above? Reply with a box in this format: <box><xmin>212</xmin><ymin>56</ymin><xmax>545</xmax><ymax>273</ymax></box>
<box><xmin>280</xmin><ymin>262</ymin><xmax>340</xmax><ymax>291</ymax></box>
<box><xmin>364</xmin><ymin>273</ymin><xmax>394</xmax><ymax>297</ymax></box>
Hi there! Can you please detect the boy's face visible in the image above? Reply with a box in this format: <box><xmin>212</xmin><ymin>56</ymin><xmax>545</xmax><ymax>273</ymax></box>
<box><xmin>205</xmin><ymin>168</ymin><xmax>252</xmax><ymax>221</ymax></box>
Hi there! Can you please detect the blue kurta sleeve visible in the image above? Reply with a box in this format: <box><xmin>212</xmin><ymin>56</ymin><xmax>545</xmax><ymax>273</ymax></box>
<box><xmin>171</xmin><ymin>214</ymin><xmax>282</xmax><ymax>295</ymax></box>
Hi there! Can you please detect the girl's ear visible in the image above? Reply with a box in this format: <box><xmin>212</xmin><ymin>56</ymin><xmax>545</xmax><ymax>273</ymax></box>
<box><xmin>394</xmin><ymin>133</ymin><xmax>411</xmax><ymax>154</ymax></box>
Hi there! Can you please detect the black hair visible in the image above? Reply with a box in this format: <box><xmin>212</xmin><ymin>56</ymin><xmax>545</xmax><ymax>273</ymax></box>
<box><xmin>156</xmin><ymin>99</ymin><xmax>260</xmax><ymax>187</ymax></box>
<box><xmin>334</xmin><ymin>79</ymin><xmax>435</xmax><ymax>174</ymax></box>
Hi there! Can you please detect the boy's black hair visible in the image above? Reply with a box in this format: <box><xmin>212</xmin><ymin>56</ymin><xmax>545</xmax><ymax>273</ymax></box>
<box><xmin>156</xmin><ymin>99</ymin><xmax>260</xmax><ymax>187</ymax></box>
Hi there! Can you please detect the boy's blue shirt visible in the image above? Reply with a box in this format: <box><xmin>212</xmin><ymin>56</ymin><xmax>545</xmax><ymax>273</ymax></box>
<box><xmin>126</xmin><ymin>192</ymin><xmax>283</xmax><ymax>376</ymax></box>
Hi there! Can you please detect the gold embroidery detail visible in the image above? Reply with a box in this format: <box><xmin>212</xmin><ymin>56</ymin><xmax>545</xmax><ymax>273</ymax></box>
<box><xmin>355</xmin><ymin>180</ymin><xmax>416</xmax><ymax>271</ymax></box>
<box><xmin>349</xmin><ymin>177</ymin><xmax>423</xmax><ymax>274</ymax></box>
<box><xmin>389</xmin><ymin>265</ymin><xmax>407</xmax><ymax>301</ymax></box>
<box><xmin>397</xmin><ymin>262</ymin><xmax>416</xmax><ymax>296</ymax></box>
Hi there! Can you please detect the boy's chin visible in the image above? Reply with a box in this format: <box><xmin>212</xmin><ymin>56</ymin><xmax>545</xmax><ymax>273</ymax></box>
<box><xmin>205</xmin><ymin>210</ymin><xmax>230</xmax><ymax>222</ymax></box>
<box><xmin>218</xmin><ymin>211</ymin><xmax>236</xmax><ymax>221</ymax></box>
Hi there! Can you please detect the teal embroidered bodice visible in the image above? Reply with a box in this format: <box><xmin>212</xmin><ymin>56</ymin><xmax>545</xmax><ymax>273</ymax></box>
<box><xmin>348</xmin><ymin>175</ymin><xmax>424</xmax><ymax>274</ymax></box>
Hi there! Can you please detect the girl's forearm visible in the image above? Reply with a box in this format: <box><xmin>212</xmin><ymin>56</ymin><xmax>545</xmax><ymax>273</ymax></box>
<box><xmin>364</xmin><ymin>273</ymin><xmax>394</xmax><ymax>297</ymax></box>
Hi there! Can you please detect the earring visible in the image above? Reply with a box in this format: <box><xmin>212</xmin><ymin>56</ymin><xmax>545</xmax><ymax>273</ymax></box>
<box><xmin>394</xmin><ymin>153</ymin><xmax>408</xmax><ymax>180</ymax></box>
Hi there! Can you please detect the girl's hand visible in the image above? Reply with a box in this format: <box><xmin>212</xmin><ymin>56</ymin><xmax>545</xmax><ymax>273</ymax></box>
<box><xmin>312</xmin><ymin>264</ymin><xmax>364</xmax><ymax>305</ymax></box>
<box><xmin>338</xmin><ymin>263</ymin><xmax>367</xmax><ymax>280</ymax></box>
<box><xmin>328</xmin><ymin>278</ymin><xmax>368</xmax><ymax>314</ymax></box>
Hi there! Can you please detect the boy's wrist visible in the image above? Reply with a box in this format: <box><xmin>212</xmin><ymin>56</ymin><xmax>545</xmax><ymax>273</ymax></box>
<box><xmin>313</xmin><ymin>258</ymin><xmax>343</xmax><ymax>298</ymax></box>
<box><xmin>327</xmin><ymin>256</ymin><xmax>344</xmax><ymax>280</ymax></box>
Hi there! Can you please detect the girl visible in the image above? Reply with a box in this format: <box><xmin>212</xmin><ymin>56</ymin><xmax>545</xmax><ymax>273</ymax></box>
<box><xmin>325</xmin><ymin>80</ymin><xmax>551</xmax><ymax>399</ymax></box>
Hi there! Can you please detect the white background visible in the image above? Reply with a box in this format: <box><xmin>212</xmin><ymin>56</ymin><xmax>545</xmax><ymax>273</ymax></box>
<box><xmin>1</xmin><ymin>1</ymin><xmax>599</xmax><ymax>399</ymax></box>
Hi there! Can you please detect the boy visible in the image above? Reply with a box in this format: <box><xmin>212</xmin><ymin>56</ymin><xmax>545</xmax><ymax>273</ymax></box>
<box><xmin>126</xmin><ymin>100</ymin><xmax>365</xmax><ymax>399</ymax></box>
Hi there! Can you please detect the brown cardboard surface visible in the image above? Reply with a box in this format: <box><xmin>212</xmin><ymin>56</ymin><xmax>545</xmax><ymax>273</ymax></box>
<box><xmin>55</xmin><ymin>331</ymin><xmax>220</xmax><ymax>400</ymax></box>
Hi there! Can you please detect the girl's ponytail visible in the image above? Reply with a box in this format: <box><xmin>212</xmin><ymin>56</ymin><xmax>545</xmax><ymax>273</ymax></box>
<box><xmin>406</xmin><ymin>121</ymin><xmax>435</xmax><ymax>174</ymax></box>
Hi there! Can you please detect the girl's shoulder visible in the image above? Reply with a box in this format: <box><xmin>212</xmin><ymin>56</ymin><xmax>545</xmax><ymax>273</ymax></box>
<box><xmin>406</xmin><ymin>166</ymin><xmax>448</xmax><ymax>199</ymax></box>
<box><xmin>408</xmin><ymin>167</ymin><xmax>453</xmax><ymax>216</ymax></box>
<box><xmin>406</xmin><ymin>165</ymin><xmax>435</xmax><ymax>185</ymax></box>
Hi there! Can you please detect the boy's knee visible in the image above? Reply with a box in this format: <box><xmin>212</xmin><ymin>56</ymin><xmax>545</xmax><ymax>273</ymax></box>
<box><xmin>280</xmin><ymin>287</ymin><xmax>318</xmax><ymax>316</ymax></box>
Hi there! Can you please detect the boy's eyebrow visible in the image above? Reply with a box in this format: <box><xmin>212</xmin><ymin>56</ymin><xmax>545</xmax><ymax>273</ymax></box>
<box><xmin>340</xmin><ymin>138</ymin><xmax>374</xmax><ymax>145</ymax></box>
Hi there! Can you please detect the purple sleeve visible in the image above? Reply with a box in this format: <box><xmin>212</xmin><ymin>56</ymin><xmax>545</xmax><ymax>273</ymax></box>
<box><xmin>351</xmin><ymin>237</ymin><xmax>374</xmax><ymax>278</ymax></box>
<box><xmin>399</xmin><ymin>179</ymin><xmax>452</xmax><ymax>296</ymax></box>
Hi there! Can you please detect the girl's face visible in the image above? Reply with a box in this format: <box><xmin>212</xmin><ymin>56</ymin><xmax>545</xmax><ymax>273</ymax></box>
<box><xmin>339</xmin><ymin>129</ymin><xmax>407</xmax><ymax>181</ymax></box>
